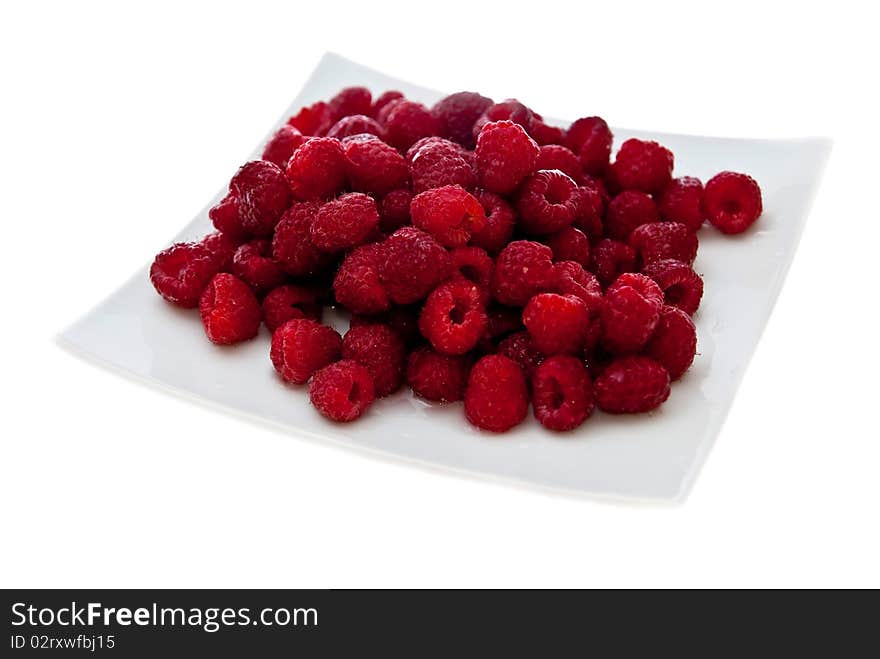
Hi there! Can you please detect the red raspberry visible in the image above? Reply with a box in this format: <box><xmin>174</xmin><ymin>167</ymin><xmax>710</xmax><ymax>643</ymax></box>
<box><xmin>564</xmin><ymin>116</ymin><xmax>612</xmax><ymax>176</ymax></box>
<box><xmin>449</xmin><ymin>246</ymin><xmax>494</xmax><ymax>300</ymax></box>
<box><xmin>546</xmin><ymin>226</ymin><xmax>590</xmax><ymax>266</ymax></box>
<box><xmin>474</xmin><ymin>120</ymin><xmax>540</xmax><ymax>195</ymax></box>
<box><xmin>610</xmin><ymin>138</ymin><xmax>674</xmax><ymax>195</ymax></box>
<box><xmin>326</xmin><ymin>114</ymin><xmax>385</xmax><ymax>141</ymax></box>
<box><xmin>309</xmin><ymin>360</ymin><xmax>375</xmax><ymax>423</ymax></box>
<box><xmin>703</xmin><ymin>171</ymin><xmax>763</xmax><ymax>234</ymax></box>
<box><xmin>573</xmin><ymin>184</ymin><xmax>605</xmax><ymax>241</ymax></box>
<box><xmin>287</xmin><ymin>101</ymin><xmax>332</xmax><ymax>136</ymax></box>
<box><xmin>485</xmin><ymin>306</ymin><xmax>525</xmax><ymax>342</ymax></box>
<box><xmin>419</xmin><ymin>279</ymin><xmax>488</xmax><ymax>355</ymax></box>
<box><xmin>231</xmin><ymin>239</ymin><xmax>286</xmax><ymax>295</ymax></box>
<box><xmin>333</xmin><ymin>243</ymin><xmax>390</xmax><ymax>315</ymax></box>
<box><xmin>464</xmin><ymin>355</ymin><xmax>529</xmax><ymax>432</ymax></box>
<box><xmin>532</xmin><ymin>355</ymin><xmax>595</xmax><ymax>431</ymax></box>
<box><xmin>469</xmin><ymin>190</ymin><xmax>516</xmax><ymax>255</ymax></box>
<box><xmin>523</xmin><ymin>293</ymin><xmax>591</xmax><ymax>355</ymax></box>
<box><xmin>341</xmin><ymin>134</ymin><xmax>409</xmax><ymax>196</ymax></box>
<box><xmin>327</xmin><ymin>86</ymin><xmax>372</xmax><ymax>122</ymax></box>
<box><xmin>310</xmin><ymin>193</ymin><xmax>379</xmax><ymax>253</ymax></box>
<box><xmin>431</xmin><ymin>91</ymin><xmax>494</xmax><ymax>148</ymax></box>
<box><xmin>553</xmin><ymin>261</ymin><xmax>603</xmax><ymax>312</ymax></box>
<box><xmin>407</xmin><ymin>138</ymin><xmax>476</xmax><ymax>193</ymax></box>
<box><xmin>150</xmin><ymin>241</ymin><xmax>220</xmax><ymax>308</ymax></box>
<box><xmin>497</xmin><ymin>331</ymin><xmax>545</xmax><ymax>381</ymax></box>
<box><xmin>208</xmin><ymin>194</ymin><xmax>247</xmax><ymax>241</ymax></box>
<box><xmin>261</xmin><ymin>284</ymin><xmax>322</xmax><ymax>333</ymax></box>
<box><xmin>285</xmin><ymin>137</ymin><xmax>347</xmax><ymax>201</ymax></box>
<box><xmin>271</xmin><ymin>202</ymin><xmax>332</xmax><ymax>277</ymax></box>
<box><xmin>473</xmin><ymin>99</ymin><xmax>535</xmax><ymax>140</ymax></box>
<box><xmin>381</xmin><ymin>100</ymin><xmax>439</xmax><ymax>151</ymax></box>
<box><xmin>536</xmin><ymin>145</ymin><xmax>583</xmax><ymax>184</ymax></box>
<box><xmin>605</xmin><ymin>190</ymin><xmax>660</xmax><ymax>241</ymax></box>
<box><xmin>198</xmin><ymin>273</ymin><xmax>262</xmax><ymax>345</ymax></box>
<box><xmin>270</xmin><ymin>318</ymin><xmax>342</xmax><ymax>385</ymax></box>
<box><xmin>491</xmin><ymin>240</ymin><xmax>556</xmax><ymax>307</ymax></box>
<box><xmin>658</xmin><ymin>176</ymin><xmax>705</xmax><ymax>232</ymax></box>
<box><xmin>229</xmin><ymin>160</ymin><xmax>292</xmax><ymax>237</ymax></box>
<box><xmin>378</xmin><ymin>227</ymin><xmax>452</xmax><ymax>304</ymax></box>
<box><xmin>645</xmin><ymin>306</ymin><xmax>697</xmax><ymax>380</ymax></box>
<box><xmin>342</xmin><ymin>323</ymin><xmax>406</xmax><ymax>397</ymax></box>
<box><xmin>529</xmin><ymin>119</ymin><xmax>566</xmax><ymax>146</ymax></box>
<box><xmin>371</xmin><ymin>90</ymin><xmax>405</xmax><ymax>118</ymax></box>
<box><xmin>199</xmin><ymin>230</ymin><xmax>239</xmax><ymax>272</ymax></box>
<box><xmin>629</xmin><ymin>222</ymin><xmax>698</xmax><ymax>266</ymax></box>
<box><xmin>261</xmin><ymin>125</ymin><xmax>307</xmax><ymax>168</ymax></box>
<box><xmin>378</xmin><ymin>188</ymin><xmax>413</xmax><ymax>232</ymax></box>
<box><xmin>406</xmin><ymin>347</ymin><xmax>471</xmax><ymax>402</ymax></box>
<box><xmin>595</xmin><ymin>356</ymin><xmax>670</xmax><ymax>414</ymax></box>
<box><xmin>590</xmin><ymin>239</ymin><xmax>637</xmax><ymax>288</ymax></box>
<box><xmin>641</xmin><ymin>259</ymin><xmax>703</xmax><ymax>316</ymax></box>
<box><xmin>410</xmin><ymin>185</ymin><xmax>486</xmax><ymax>247</ymax></box>
<box><xmin>516</xmin><ymin>169</ymin><xmax>580</xmax><ymax>235</ymax></box>
<box><xmin>601</xmin><ymin>273</ymin><xmax>664</xmax><ymax>354</ymax></box>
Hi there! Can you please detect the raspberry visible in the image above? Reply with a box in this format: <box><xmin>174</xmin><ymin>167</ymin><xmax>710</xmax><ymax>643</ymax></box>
<box><xmin>629</xmin><ymin>222</ymin><xmax>699</xmax><ymax>266</ymax></box>
<box><xmin>261</xmin><ymin>125</ymin><xmax>307</xmax><ymax>168</ymax></box>
<box><xmin>381</xmin><ymin>100</ymin><xmax>439</xmax><ymax>151</ymax></box>
<box><xmin>309</xmin><ymin>360</ymin><xmax>375</xmax><ymax>423</ymax></box>
<box><xmin>590</xmin><ymin>239</ymin><xmax>636</xmax><ymax>288</ymax></box>
<box><xmin>523</xmin><ymin>293</ymin><xmax>591</xmax><ymax>355</ymax></box>
<box><xmin>287</xmin><ymin>101</ymin><xmax>332</xmax><ymax>136</ymax></box>
<box><xmin>516</xmin><ymin>169</ymin><xmax>581</xmax><ymax>235</ymax></box>
<box><xmin>406</xmin><ymin>347</ymin><xmax>471</xmax><ymax>402</ymax></box>
<box><xmin>497</xmin><ymin>331</ymin><xmax>545</xmax><ymax>381</ymax></box>
<box><xmin>407</xmin><ymin>138</ymin><xmax>476</xmax><ymax>193</ymax></box>
<box><xmin>645</xmin><ymin>306</ymin><xmax>697</xmax><ymax>380</ymax></box>
<box><xmin>553</xmin><ymin>261</ymin><xmax>603</xmax><ymax>312</ymax></box>
<box><xmin>209</xmin><ymin>194</ymin><xmax>247</xmax><ymax>241</ymax></box>
<box><xmin>641</xmin><ymin>259</ymin><xmax>703</xmax><ymax>316</ymax></box>
<box><xmin>198</xmin><ymin>273</ymin><xmax>262</xmax><ymax>345</ymax></box>
<box><xmin>333</xmin><ymin>243</ymin><xmax>390</xmax><ymax>315</ymax></box>
<box><xmin>327</xmin><ymin>86</ymin><xmax>372</xmax><ymax>122</ymax></box>
<box><xmin>419</xmin><ymin>279</ymin><xmax>488</xmax><ymax>355</ymax></box>
<box><xmin>566</xmin><ymin>116</ymin><xmax>613</xmax><ymax>176</ymax></box>
<box><xmin>200</xmin><ymin>230</ymin><xmax>239</xmax><ymax>272</ymax></box>
<box><xmin>378</xmin><ymin>227</ymin><xmax>452</xmax><ymax>304</ymax></box>
<box><xmin>431</xmin><ymin>91</ymin><xmax>494</xmax><ymax>148</ymax></box>
<box><xmin>703</xmin><ymin>171</ymin><xmax>763</xmax><ymax>234</ymax></box>
<box><xmin>261</xmin><ymin>284</ymin><xmax>322</xmax><ymax>333</ymax></box>
<box><xmin>285</xmin><ymin>137</ymin><xmax>347</xmax><ymax>201</ymax></box>
<box><xmin>229</xmin><ymin>160</ymin><xmax>292</xmax><ymax>237</ymax></box>
<box><xmin>270</xmin><ymin>318</ymin><xmax>342</xmax><ymax>385</ymax></box>
<box><xmin>491</xmin><ymin>241</ymin><xmax>556</xmax><ymax>307</ymax></box>
<box><xmin>474</xmin><ymin>99</ymin><xmax>535</xmax><ymax>140</ymax></box>
<box><xmin>658</xmin><ymin>176</ymin><xmax>705</xmax><ymax>232</ymax></box>
<box><xmin>150</xmin><ymin>241</ymin><xmax>220</xmax><ymax>308</ymax></box>
<box><xmin>610</xmin><ymin>138</ymin><xmax>674</xmax><ymax>195</ymax></box>
<box><xmin>474</xmin><ymin>120</ymin><xmax>540</xmax><ymax>195</ymax></box>
<box><xmin>341</xmin><ymin>134</ymin><xmax>409</xmax><ymax>196</ymax></box>
<box><xmin>572</xmin><ymin>184</ymin><xmax>605</xmax><ymax>241</ymax></box>
<box><xmin>326</xmin><ymin>114</ymin><xmax>385</xmax><ymax>141</ymax></box>
<box><xmin>469</xmin><ymin>190</ymin><xmax>515</xmax><ymax>255</ymax></box>
<box><xmin>529</xmin><ymin>119</ymin><xmax>566</xmax><ymax>146</ymax></box>
<box><xmin>601</xmin><ymin>273</ymin><xmax>664</xmax><ymax>354</ymax></box>
<box><xmin>371</xmin><ymin>90</ymin><xmax>405</xmax><ymax>118</ymax></box>
<box><xmin>271</xmin><ymin>202</ymin><xmax>332</xmax><ymax>277</ymax></box>
<box><xmin>342</xmin><ymin>323</ymin><xmax>406</xmax><ymax>397</ymax></box>
<box><xmin>595</xmin><ymin>356</ymin><xmax>670</xmax><ymax>414</ymax></box>
<box><xmin>536</xmin><ymin>145</ymin><xmax>583</xmax><ymax>183</ymax></box>
<box><xmin>546</xmin><ymin>226</ymin><xmax>590</xmax><ymax>266</ymax></box>
<box><xmin>605</xmin><ymin>190</ymin><xmax>660</xmax><ymax>241</ymax></box>
<box><xmin>231</xmin><ymin>239</ymin><xmax>286</xmax><ymax>295</ymax></box>
<box><xmin>386</xmin><ymin>306</ymin><xmax>421</xmax><ymax>347</ymax></box>
<box><xmin>310</xmin><ymin>193</ymin><xmax>379</xmax><ymax>253</ymax></box>
<box><xmin>532</xmin><ymin>355</ymin><xmax>595</xmax><ymax>431</ymax></box>
<box><xmin>378</xmin><ymin>188</ymin><xmax>413</xmax><ymax>232</ymax></box>
<box><xmin>464</xmin><ymin>355</ymin><xmax>529</xmax><ymax>432</ymax></box>
<box><xmin>410</xmin><ymin>185</ymin><xmax>486</xmax><ymax>247</ymax></box>
<box><xmin>449</xmin><ymin>246</ymin><xmax>494</xmax><ymax>300</ymax></box>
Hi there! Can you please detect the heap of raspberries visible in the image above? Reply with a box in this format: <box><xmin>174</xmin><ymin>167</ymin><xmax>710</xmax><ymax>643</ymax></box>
<box><xmin>150</xmin><ymin>86</ymin><xmax>763</xmax><ymax>432</ymax></box>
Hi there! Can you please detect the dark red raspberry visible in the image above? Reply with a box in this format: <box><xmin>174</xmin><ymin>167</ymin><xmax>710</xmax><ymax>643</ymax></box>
<box><xmin>485</xmin><ymin>306</ymin><xmax>525</xmax><ymax>342</ymax></box>
<box><xmin>199</xmin><ymin>230</ymin><xmax>239</xmax><ymax>272</ymax></box>
<box><xmin>431</xmin><ymin>91</ymin><xmax>494</xmax><ymax>148</ymax></box>
<box><xmin>497</xmin><ymin>331</ymin><xmax>545</xmax><ymax>381</ymax></box>
<box><xmin>261</xmin><ymin>284</ymin><xmax>322</xmax><ymax>333</ymax></box>
<box><xmin>536</xmin><ymin>145</ymin><xmax>583</xmax><ymax>184</ymax></box>
<box><xmin>605</xmin><ymin>190</ymin><xmax>660</xmax><ymax>241</ymax></box>
<box><xmin>231</xmin><ymin>239</ymin><xmax>286</xmax><ymax>295</ymax></box>
<box><xmin>532</xmin><ymin>355</ymin><xmax>595</xmax><ymax>431</ymax></box>
<box><xmin>629</xmin><ymin>222</ymin><xmax>699</xmax><ymax>266</ymax></box>
<box><xmin>449</xmin><ymin>246</ymin><xmax>494</xmax><ymax>300</ymax></box>
<box><xmin>381</xmin><ymin>100</ymin><xmax>439</xmax><ymax>151</ymax></box>
<box><xmin>326</xmin><ymin>114</ymin><xmax>385</xmax><ymax>141</ymax></box>
<box><xmin>270</xmin><ymin>318</ymin><xmax>342</xmax><ymax>385</ymax></box>
<box><xmin>473</xmin><ymin>99</ymin><xmax>535</xmax><ymax>140</ymax></box>
<box><xmin>583</xmin><ymin>175</ymin><xmax>611</xmax><ymax>208</ymax></box>
<box><xmin>546</xmin><ymin>226</ymin><xmax>590</xmax><ymax>266</ymax></box>
<box><xmin>610</xmin><ymin>138</ymin><xmax>674</xmax><ymax>195</ymax></box>
<box><xmin>261</xmin><ymin>125</ymin><xmax>307</xmax><ymax>168</ymax></box>
<box><xmin>601</xmin><ymin>273</ymin><xmax>664</xmax><ymax>354</ymax></box>
<box><xmin>658</xmin><ymin>176</ymin><xmax>705</xmax><ymax>232</ymax></box>
<box><xmin>645</xmin><ymin>306</ymin><xmax>697</xmax><ymax>380</ymax></box>
<box><xmin>309</xmin><ymin>360</ymin><xmax>375</xmax><ymax>422</ymax></box>
<box><xmin>198</xmin><ymin>273</ymin><xmax>262</xmax><ymax>345</ymax></box>
<box><xmin>491</xmin><ymin>240</ymin><xmax>556</xmax><ymax>307</ymax></box>
<box><xmin>469</xmin><ymin>190</ymin><xmax>516</xmax><ymax>255</ymax></box>
<box><xmin>703</xmin><ymin>171</ymin><xmax>763</xmax><ymax>234</ymax></box>
<box><xmin>573</xmin><ymin>184</ymin><xmax>605</xmax><ymax>241</ymax></box>
<box><xmin>595</xmin><ymin>356</ymin><xmax>670</xmax><ymax>414</ymax></box>
<box><xmin>333</xmin><ymin>243</ymin><xmax>390</xmax><ymax>315</ymax></box>
<box><xmin>310</xmin><ymin>193</ymin><xmax>379</xmax><ymax>253</ymax></box>
<box><xmin>378</xmin><ymin>227</ymin><xmax>452</xmax><ymax>304</ymax></box>
<box><xmin>406</xmin><ymin>347</ymin><xmax>471</xmax><ymax>402</ymax></box>
<box><xmin>410</xmin><ymin>185</ymin><xmax>486</xmax><ymax>247</ymax></box>
<box><xmin>342</xmin><ymin>323</ymin><xmax>406</xmax><ymax>397</ymax></box>
<box><xmin>271</xmin><ymin>202</ymin><xmax>332</xmax><ymax>277</ymax></box>
<box><xmin>327</xmin><ymin>86</ymin><xmax>372</xmax><ymax>122</ymax></box>
<box><xmin>474</xmin><ymin>120</ymin><xmax>540</xmax><ymax>195</ymax></box>
<box><xmin>386</xmin><ymin>306</ymin><xmax>421</xmax><ymax>347</ymax></box>
<box><xmin>553</xmin><ymin>261</ymin><xmax>603</xmax><ymax>312</ymax></box>
<box><xmin>407</xmin><ymin>138</ymin><xmax>476</xmax><ymax>193</ymax></box>
<box><xmin>565</xmin><ymin>116</ymin><xmax>613</xmax><ymax>176</ymax></box>
<box><xmin>529</xmin><ymin>119</ymin><xmax>566</xmax><ymax>146</ymax></box>
<box><xmin>285</xmin><ymin>137</ymin><xmax>347</xmax><ymax>201</ymax></box>
<box><xmin>523</xmin><ymin>293</ymin><xmax>591</xmax><ymax>355</ymax></box>
<box><xmin>641</xmin><ymin>259</ymin><xmax>703</xmax><ymax>316</ymax></box>
<box><xmin>150</xmin><ymin>241</ymin><xmax>220</xmax><ymax>308</ymax></box>
<box><xmin>209</xmin><ymin>194</ymin><xmax>248</xmax><ymax>241</ymax></box>
<box><xmin>378</xmin><ymin>188</ymin><xmax>413</xmax><ymax>232</ymax></box>
<box><xmin>287</xmin><ymin>101</ymin><xmax>332</xmax><ymax>136</ymax></box>
<box><xmin>419</xmin><ymin>279</ymin><xmax>488</xmax><ymax>355</ymax></box>
<box><xmin>341</xmin><ymin>134</ymin><xmax>409</xmax><ymax>195</ymax></box>
<box><xmin>590</xmin><ymin>239</ymin><xmax>637</xmax><ymax>288</ymax></box>
<box><xmin>516</xmin><ymin>169</ymin><xmax>580</xmax><ymax>235</ymax></box>
<box><xmin>464</xmin><ymin>355</ymin><xmax>529</xmax><ymax>432</ymax></box>
<box><xmin>371</xmin><ymin>90</ymin><xmax>405</xmax><ymax>118</ymax></box>
<box><xmin>229</xmin><ymin>160</ymin><xmax>292</xmax><ymax>237</ymax></box>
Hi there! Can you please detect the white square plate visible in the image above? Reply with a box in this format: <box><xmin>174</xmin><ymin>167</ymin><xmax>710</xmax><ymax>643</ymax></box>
<box><xmin>60</xmin><ymin>53</ymin><xmax>830</xmax><ymax>503</ymax></box>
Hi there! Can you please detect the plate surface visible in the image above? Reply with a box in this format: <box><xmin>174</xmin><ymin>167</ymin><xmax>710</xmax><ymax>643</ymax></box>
<box><xmin>60</xmin><ymin>52</ymin><xmax>830</xmax><ymax>502</ymax></box>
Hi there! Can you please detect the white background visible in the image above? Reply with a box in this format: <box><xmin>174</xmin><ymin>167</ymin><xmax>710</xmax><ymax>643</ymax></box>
<box><xmin>1</xmin><ymin>1</ymin><xmax>877</xmax><ymax>588</ymax></box>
